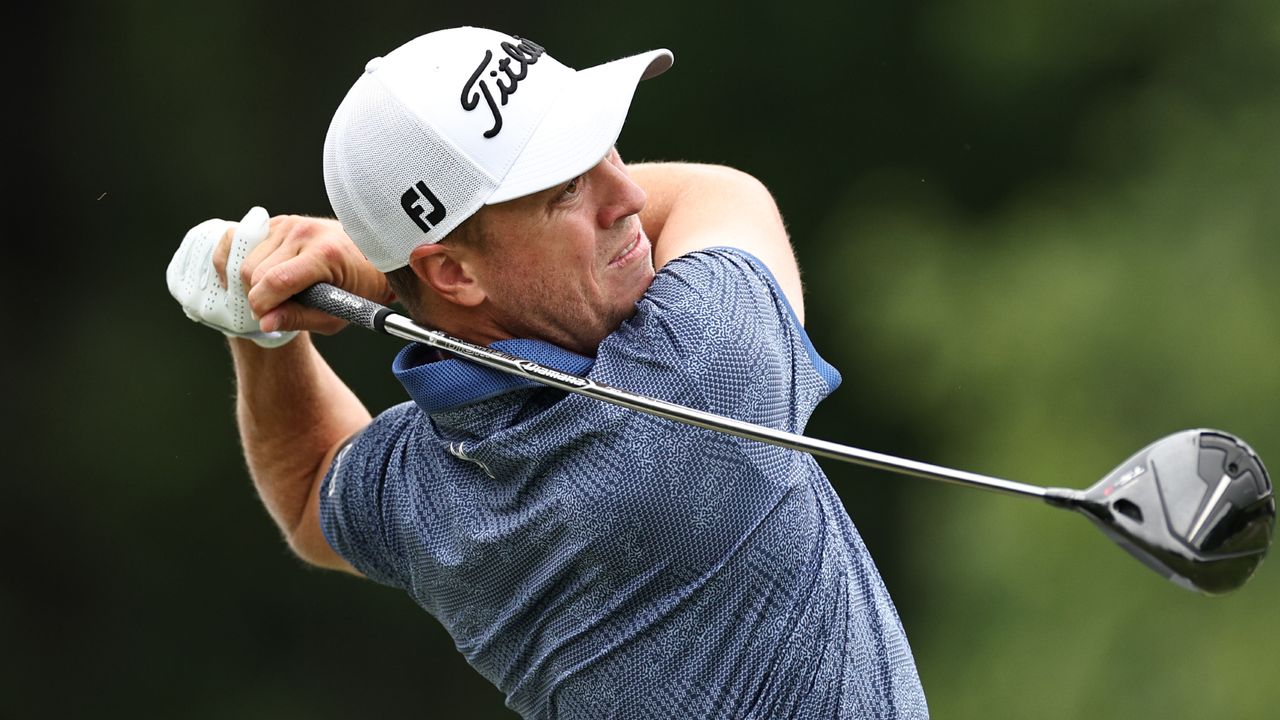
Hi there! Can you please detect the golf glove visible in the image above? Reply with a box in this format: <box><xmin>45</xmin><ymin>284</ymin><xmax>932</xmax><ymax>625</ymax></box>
<box><xmin>166</xmin><ymin>206</ymin><xmax>299</xmax><ymax>348</ymax></box>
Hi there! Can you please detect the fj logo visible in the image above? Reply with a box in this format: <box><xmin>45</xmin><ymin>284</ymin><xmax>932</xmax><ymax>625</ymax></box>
<box><xmin>401</xmin><ymin>180</ymin><xmax>446</xmax><ymax>233</ymax></box>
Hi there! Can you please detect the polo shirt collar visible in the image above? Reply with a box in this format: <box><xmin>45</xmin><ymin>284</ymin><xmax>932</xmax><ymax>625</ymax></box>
<box><xmin>392</xmin><ymin>338</ymin><xmax>595</xmax><ymax>414</ymax></box>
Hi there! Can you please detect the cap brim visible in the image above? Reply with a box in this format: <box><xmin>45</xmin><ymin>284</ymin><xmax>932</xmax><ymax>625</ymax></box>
<box><xmin>486</xmin><ymin>49</ymin><xmax>672</xmax><ymax>204</ymax></box>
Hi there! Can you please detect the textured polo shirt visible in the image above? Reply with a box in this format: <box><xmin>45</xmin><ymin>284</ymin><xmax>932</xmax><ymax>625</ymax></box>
<box><xmin>319</xmin><ymin>248</ymin><xmax>928</xmax><ymax>718</ymax></box>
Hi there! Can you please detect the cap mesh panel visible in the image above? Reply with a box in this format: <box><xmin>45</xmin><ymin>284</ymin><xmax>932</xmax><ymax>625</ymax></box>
<box><xmin>324</xmin><ymin>77</ymin><xmax>495</xmax><ymax>271</ymax></box>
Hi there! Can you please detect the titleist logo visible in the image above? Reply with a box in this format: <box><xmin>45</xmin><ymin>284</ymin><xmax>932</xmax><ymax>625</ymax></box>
<box><xmin>460</xmin><ymin>37</ymin><xmax>546</xmax><ymax>139</ymax></box>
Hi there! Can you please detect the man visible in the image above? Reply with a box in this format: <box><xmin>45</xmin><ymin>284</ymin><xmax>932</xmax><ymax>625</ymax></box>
<box><xmin>167</xmin><ymin>26</ymin><xmax>927</xmax><ymax>719</ymax></box>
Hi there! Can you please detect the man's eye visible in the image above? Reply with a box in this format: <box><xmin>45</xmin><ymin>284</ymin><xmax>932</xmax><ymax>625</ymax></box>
<box><xmin>560</xmin><ymin>176</ymin><xmax>582</xmax><ymax>198</ymax></box>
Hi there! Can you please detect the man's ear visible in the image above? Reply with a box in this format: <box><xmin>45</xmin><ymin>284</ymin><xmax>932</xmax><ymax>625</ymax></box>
<box><xmin>408</xmin><ymin>243</ymin><xmax>487</xmax><ymax>307</ymax></box>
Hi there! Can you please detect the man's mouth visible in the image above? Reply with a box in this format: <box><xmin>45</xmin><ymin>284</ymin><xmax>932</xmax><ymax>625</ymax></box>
<box><xmin>608</xmin><ymin>230</ymin><xmax>648</xmax><ymax>268</ymax></box>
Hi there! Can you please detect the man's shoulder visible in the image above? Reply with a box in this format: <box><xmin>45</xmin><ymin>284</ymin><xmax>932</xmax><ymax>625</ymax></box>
<box><xmin>597</xmin><ymin>247</ymin><xmax>797</xmax><ymax>384</ymax></box>
<box><xmin>639</xmin><ymin>246</ymin><xmax>782</xmax><ymax>315</ymax></box>
<box><xmin>352</xmin><ymin>399</ymin><xmax>426</xmax><ymax>448</ymax></box>
<box><xmin>638</xmin><ymin>245</ymin><xmax>795</xmax><ymax>329</ymax></box>
<box><xmin>603</xmin><ymin>244</ymin><xmax>840</xmax><ymax>403</ymax></box>
<box><xmin>651</xmin><ymin>245</ymin><xmax>770</xmax><ymax>282</ymax></box>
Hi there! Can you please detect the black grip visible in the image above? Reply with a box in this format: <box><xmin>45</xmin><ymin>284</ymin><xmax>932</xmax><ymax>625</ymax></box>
<box><xmin>294</xmin><ymin>283</ymin><xmax>394</xmax><ymax>334</ymax></box>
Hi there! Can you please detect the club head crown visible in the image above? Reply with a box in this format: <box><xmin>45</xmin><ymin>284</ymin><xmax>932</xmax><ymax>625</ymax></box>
<box><xmin>1074</xmin><ymin>429</ymin><xmax>1274</xmax><ymax>594</ymax></box>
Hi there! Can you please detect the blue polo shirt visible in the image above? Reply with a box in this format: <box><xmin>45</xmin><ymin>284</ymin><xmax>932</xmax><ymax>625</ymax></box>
<box><xmin>319</xmin><ymin>248</ymin><xmax>928</xmax><ymax>719</ymax></box>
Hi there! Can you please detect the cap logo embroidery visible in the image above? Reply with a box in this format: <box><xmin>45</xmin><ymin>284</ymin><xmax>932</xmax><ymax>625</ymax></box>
<box><xmin>401</xmin><ymin>180</ymin><xmax>447</xmax><ymax>233</ymax></box>
<box><xmin>460</xmin><ymin>37</ymin><xmax>546</xmax><ymax>139</ymax></box>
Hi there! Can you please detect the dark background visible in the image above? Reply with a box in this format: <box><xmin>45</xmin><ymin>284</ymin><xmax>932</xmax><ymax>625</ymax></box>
<box><xmin>8</xmin><ymin>1</ymin><xmax>1278</xmax><ymax>717</ymax></box>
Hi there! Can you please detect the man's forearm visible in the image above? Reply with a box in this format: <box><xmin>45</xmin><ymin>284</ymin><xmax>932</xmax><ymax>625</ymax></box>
<box><xmin>230</xmin><ymin>334</ymin><xmax>369</xmax><ymax>560</ymax></box>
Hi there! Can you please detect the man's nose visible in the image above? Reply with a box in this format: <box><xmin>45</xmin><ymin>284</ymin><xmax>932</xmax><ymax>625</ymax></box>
<box><xmin>597</xmin><ymin>162</ymin><xmax>647</xmax><ymax>229</ymax></box>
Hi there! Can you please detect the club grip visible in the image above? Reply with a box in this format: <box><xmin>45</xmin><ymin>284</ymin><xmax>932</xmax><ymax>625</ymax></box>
<box><xmin>294</xmin><ymin>283</ymin><xmax>395</xmax><ymax>334</ymax></box>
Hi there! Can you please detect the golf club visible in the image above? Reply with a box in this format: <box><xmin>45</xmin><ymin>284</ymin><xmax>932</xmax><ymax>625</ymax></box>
<box><xmin>295</xmin><ymin>282</ymin><xmax>1275</xmax><ymax>594</ymax></box>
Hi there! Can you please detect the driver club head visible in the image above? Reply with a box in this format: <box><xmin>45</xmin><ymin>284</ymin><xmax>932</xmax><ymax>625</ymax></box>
<box><xmin>1062</xmin><ymin>429</ymin><xmax>1274</xmax><ymax>594</ymax></box>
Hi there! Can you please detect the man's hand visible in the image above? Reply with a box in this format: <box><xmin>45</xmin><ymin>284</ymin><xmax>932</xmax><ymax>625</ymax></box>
<box><xmin>168</xmin><ymin>206</ymin><xmax>393</xmax><ymax>344</ymax></box>
<box><xmin>210</xmin><ymin>211</ymin><xmax>394</xmax><ymax>336</ymax></box>
<box><xmin>167</xmin><ymin>207</ymin><xmax>299</xmax><ymax>347</ymax></box>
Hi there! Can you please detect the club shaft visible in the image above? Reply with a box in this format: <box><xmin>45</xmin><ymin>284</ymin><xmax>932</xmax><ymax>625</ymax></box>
<box><xmin>298</xmin><ymin>283</ymin><xmax>1051</xmax><ymax>501</ymax></box>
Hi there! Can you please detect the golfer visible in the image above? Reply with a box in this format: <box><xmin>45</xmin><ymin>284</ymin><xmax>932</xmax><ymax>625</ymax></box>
<box><xmin>167</xmin><ymin>26</ymin><xmax>928</xmax><ymax>719</ymax></box>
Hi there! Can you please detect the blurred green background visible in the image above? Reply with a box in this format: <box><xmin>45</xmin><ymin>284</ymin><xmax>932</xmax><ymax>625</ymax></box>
<box><xmin>10</xmin><ymin>0</ymin><xmax>1277</xmax><ymax>717</ymax></box>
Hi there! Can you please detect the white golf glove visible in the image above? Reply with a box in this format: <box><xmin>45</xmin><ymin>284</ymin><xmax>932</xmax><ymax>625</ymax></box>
<box><xmin>166</xmin><ymin>206</ymin><xmax>299</xmax><ymax>348</ymax></box>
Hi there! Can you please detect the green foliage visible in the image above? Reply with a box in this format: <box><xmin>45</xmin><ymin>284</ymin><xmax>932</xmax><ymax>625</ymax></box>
<box><xmin>811</xmin><ymin>2</ymin><xmax>1280</xmax><ymax>715</ymax></box>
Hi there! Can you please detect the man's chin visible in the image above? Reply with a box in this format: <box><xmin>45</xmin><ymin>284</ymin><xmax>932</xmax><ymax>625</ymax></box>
<box><xmin>630</xmin><ymin>264</ymin><xmax>656</xmax><ymax>304</ymax></box>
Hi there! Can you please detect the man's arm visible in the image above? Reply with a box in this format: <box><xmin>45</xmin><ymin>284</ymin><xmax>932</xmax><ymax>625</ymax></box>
<box><xmin>211</xmin><ymin>214</ymin><xmax>393</xmax><ymax>574</ymax></box>
<box><xmin>628</xmin><ymin>162</ymin><xmax>804</xmax><ymax>323</ymax></box>
<box><xmin>230</xmin><ymin>334</ymin><xmax>365</xmax><ymax>574</ymax></box>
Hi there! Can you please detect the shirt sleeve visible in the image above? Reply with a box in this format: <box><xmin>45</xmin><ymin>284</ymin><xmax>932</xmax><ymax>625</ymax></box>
<box><xmin>601</xmin><ymin>247</ymin><xmax>841</xmax><ymax>433</ymax></box>
<box><xmin>317</xmin><ymin>400</ymin><xmax>421</xmax><ymax>588</ymax></box>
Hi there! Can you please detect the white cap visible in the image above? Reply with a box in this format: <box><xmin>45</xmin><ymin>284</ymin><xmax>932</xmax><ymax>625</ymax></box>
<box><xmin>323</xmin><ymin>27</ymin><xmax>673</xmax><ymax>271</ymax></box>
